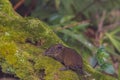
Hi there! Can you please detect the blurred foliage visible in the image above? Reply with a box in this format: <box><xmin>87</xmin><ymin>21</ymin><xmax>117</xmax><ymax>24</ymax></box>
<box><xmin>105</xmin><ymin>28</ymin><xmax>120</xmax><ymax>54</ymax></box>
<box><xmin>21</xmin><ymin>0</ymin><xmax>120</xmax><ymax>55</ymax></box>
<box><xmin>8</xmin><ymin>0</ymin><xmax>120</xmax><ymax>78</ymax></box>
<box><xmin>95</xmin><ymin>46</ymin><xmax>115</xmax><ymax>74</ymax></box>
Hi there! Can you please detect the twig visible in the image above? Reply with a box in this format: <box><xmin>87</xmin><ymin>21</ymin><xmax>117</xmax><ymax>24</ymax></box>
<box><xmin>14</xmin><ymin>0</ymin><xmax>25</xmax><ymax>10</ymax></box>
<box><xmin>104</xmin><ymin>21</ymin><xmax>120</xmax><ymax>32</ymax></box>
<box><xmin>98</xmin><ymin>11</ymin><xmax>106</xmax><ymax>32</ymax></box>
<box><xmin>94</xmin><ymin>11</ymin><xmax>106</xmax><ymax>47</ymax></box>
<box><xmin>54</xmin><ymin>20</ymin><xmax>90</xmax><ymax>31</ymax></box>
<box><xmin>63</xmin><ymin>20</ymin><xmax>89</xmax><ymax>29</ymax></box>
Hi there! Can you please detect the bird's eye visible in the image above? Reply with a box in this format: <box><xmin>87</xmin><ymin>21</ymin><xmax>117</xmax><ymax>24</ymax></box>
<box><xmin>57</xmin><ymin>46</ymin><xmax>63</xmax><ymax>50</ymax></box>
<box><xmin>55</xmin><ymin>44</ymin><xmax>63</xmax><ymax>50</ymax></box>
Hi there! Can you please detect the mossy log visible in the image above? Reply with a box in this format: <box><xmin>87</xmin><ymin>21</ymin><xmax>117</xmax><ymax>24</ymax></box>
<box><xmin>0</xmin><ymin>0</ymin><xmax>117</xmax><ymax>80</ymax></box>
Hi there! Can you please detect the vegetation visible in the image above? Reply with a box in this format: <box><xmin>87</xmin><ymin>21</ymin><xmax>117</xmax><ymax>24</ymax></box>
<box><xmin>0</xmin><ymin>0</ymin><xmax>120</xmax><ymax>80</ymax></box>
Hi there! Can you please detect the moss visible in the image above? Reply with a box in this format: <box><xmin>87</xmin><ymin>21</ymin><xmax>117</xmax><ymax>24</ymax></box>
<box><xmin>0</xmin><ymin>1</ymin><xmax>72</xmax><ymax>79</ymax></box>
<box><xmin>0</xmin><ymin>0</ymin><xmax>21</xmax><ymax>18</ymax></box>
<box><xmin>0</xmin><ymin>0</ymin><xmax>117</xmax><ymax>80</ymax></box>
<box><xmin>34</xmin><ymin>57</ymin><xmax>79</xmax><ymax>80</ymax></box>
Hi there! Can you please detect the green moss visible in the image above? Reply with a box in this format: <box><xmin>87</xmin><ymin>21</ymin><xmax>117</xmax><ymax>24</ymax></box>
<box><xmin>0</xmin><ymin>41</ymin><xmax>39</xmax><ymax>79</ymax></box>
<box><xmin>0</xmin><ymin>4</ymin><xmax>67</xmax><ymax>80</ymax></box>
<box><xmin>34</xmin><ymin>57</ymin><xmax>79</xmax><ymax>80</ymax></box>
<box><xmin>0</xmin><ymin>0</ymin><xmax>117</xmax><ymax>80</ymax></box>
<box><xmin>0</xmin><ymin>0</ymin><xmax>21</xmax><ymax>18</ymax></box>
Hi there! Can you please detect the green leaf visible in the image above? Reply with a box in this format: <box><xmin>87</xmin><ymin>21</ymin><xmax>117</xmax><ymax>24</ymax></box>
<box><xmin>110</xmin><ymin>27</ymin><xmax>120</xmax><ymax>35</ymax></box>
<box><xmin>90</xmin><ymin>56</ymin><xmax>98</xmax><ymax>67</ymax></box>
<box><xmin>59</xmin><ymin>29</ymin><xmax>96</xmax><ymax>52</ymax></box>
<box><xmin>101</xmin><ymin>63</ymin><xmax>115</xmax><ymax>74</ymax></box>
<box><xmin>105</xmin><ymin>33</ymin><xmax>120</xmax><ymax>53</ymax></box>
<box><xmin>71</xmin><ymin>22</ymin><xmax>89</xmax><ymax>31</ymax></box>
<box><xmin>60</xmin><ymin>15</ymin><xmax>74</xmax><ymax>24</ymax></box>
<box><xmin>95</xmin><ymin>46</ymin><xmax>115</xmax><ymax>74</ymax></box>
<box><xmin>96</xmin><ymin>46</ymin><xmax>109</xmax><ymax>66</ymax></box>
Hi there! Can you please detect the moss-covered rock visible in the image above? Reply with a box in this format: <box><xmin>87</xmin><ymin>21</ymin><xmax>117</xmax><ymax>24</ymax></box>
<box><xmin>0</xmin><ymin>0</ymin><xmax>117</xmax><ymax>80</ymax></box>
